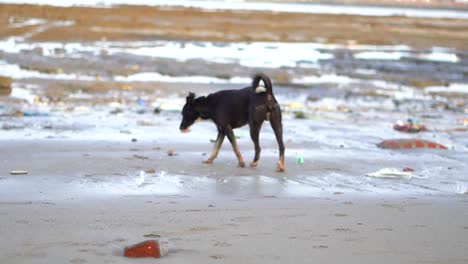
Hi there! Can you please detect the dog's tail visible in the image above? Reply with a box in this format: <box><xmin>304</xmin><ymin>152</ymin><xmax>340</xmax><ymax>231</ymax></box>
<box><xmin>252</xmin><ymin>73</ymin><xmax>273</xmax><ymax>94</ymax></box>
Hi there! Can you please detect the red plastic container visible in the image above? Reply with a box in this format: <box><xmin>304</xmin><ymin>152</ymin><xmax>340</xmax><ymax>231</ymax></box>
<box><xmin>124</xmin><ymin>240</ymin><xmax>166</xmax><ymax>258</ymax></box>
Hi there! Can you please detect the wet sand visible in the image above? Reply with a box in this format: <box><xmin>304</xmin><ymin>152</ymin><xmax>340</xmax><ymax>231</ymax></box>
<box><xmin>1</xmin><ymin>140</ymin><xmax>468</xmax><ymax>264</ymax></box>
<box><xmin>1</xmin><ymin>4</ymin><xmax>468</xmax><ymax>49</ymax></box>
<box><xmin>1</xmin><ymin>194</ymin><xmax>467</xmax><ymax>264</ymax></box>
<box><xmin>1</xmin><ymin>1</ymin><xmax>468</xmax><ymax>263</ymax></box>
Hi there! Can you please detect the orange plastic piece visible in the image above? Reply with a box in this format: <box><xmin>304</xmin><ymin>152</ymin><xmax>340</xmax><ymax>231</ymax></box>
<box><xmin>124</xmin><ymin>240</ymin><xmax>161</xmax><ymax>258</ymax></box>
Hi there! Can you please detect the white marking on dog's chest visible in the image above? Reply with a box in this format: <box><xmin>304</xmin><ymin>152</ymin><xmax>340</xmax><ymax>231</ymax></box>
<box><xmin>255</xmin><ymin>85</ymin><xmax>267</xmax><ymax>93</ymax></box>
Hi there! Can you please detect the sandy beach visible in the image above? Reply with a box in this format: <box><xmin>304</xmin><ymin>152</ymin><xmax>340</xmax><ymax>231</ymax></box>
<box><xmin>1</xmin><ymin>140</ymin><xmax>468</xmax><ymax>264</ymax></box>
<box><xmin>1</xmin><ymin>0</ymin><xmax>468</xmax><ymax>263</ymax></box>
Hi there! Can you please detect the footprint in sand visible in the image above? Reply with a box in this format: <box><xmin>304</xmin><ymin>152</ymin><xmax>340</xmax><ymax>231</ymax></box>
<box><xmin>335</xmin><ymin>228</ymin><xmax>352</xmax><ymax>232</ymax></box>
<box><xmin>143</xmin><ymin>233</ymin><xmax>161</xmax><ymax>238</ymax></box>
<box><xmin>214</xmin><ymin>241</ymin><xmax>232</xmax><ymax>247</ymax></box>
<box><xmin>313</xmin><ymin>245</ymin><xmax>328</xmax><ymax>249</ymax></box>
<box><xmin>376</xmin><ymin>228</ymin><xmax>393</xmax><ymax>231</ymax></box>
<box><xmin>210</xmin><ymin>255</ymin><xmax>225</xmax><ymax>260</ymax></box>
<box><xmin>334</xmin><ymin>213</ymin><xmax>347</xmax><ymax>217</ymax></box>
<box><xmin>69</xmin><ymin>258</ymin><xmax>87</xmax><ymax>264</ymax></box>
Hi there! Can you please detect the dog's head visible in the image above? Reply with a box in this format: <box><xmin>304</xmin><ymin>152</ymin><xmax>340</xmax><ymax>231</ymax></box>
<box><xmin>179</xmin><ymin>92</ymin><xmax>199</xmax><ymax>132</ymax></box>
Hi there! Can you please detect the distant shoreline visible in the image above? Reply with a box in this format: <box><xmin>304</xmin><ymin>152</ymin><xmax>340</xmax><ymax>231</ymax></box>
<box><xmin>0</xmin><ymin>0</ymin><xmax>467</xmax><ymax>19</ymax></box>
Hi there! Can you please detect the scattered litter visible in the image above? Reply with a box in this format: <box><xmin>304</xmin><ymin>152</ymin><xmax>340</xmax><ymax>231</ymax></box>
<box><xmin>2</xmin><ymin>123</ymin><xmax>25</xmax><ymax>130</ymax></box>
<box><xmin>23</xmin><ymin>112</ymin><xmax>50</xmax><ymax>117</ymax></box>
<box><xmin>124</xmin><ymin>240</ymin><xmax>169</xmax><ymax>258</ymax></box>
<box><xmin>377</xmin><ymin>139</ymin><xmax>447</xmax><ymax>150</ymax></box>
<box><xmin>393</xmin><ymin>118</ymin><xmax>427</xmax><ymax>133</ymax></box>
<box><xmin>145</xmin><ymin>169</ymin><xmax>156</xmax><ymax>174</ymax></box>
<box><xmin>110</xmin><ymin>108</ymin><xmax>123</xmax><ymax>115</ymax></box>
<box><xmin>297</xmin><ymin>156</ymin><xmax>304</xmax><ymax>165</ymax></box>
<box><xmin>0</xmin><ymin>76</ymin><xmax>12</xmax><ymax>96</ymax></box>
<box><xmin>366</xmin><ymin>168</ymin><xmax>412</xmax><ymax>179</ymax></box>
<box><xmin>10</xmin><ymin>170</ymin><xmax>28</xmax><ymax>175</ymax></box>
<box><xmin>294</xmin><ymin>111</ymin><xmax>307</xmax><ymax>119</ymax></box>
<box><xmin>137</xmin><ymin>120</ymin><xmax>158</xmax><ymax>126</ymax></box>
<box><xmin>137</xmin><ymin>99</ymin><xmax>146</xmax><ymax>107</ymax></box>
<box><xmin>457</xmin><ymin>118</ymin><xmax>468</xmax><ymax>126</ymax></box>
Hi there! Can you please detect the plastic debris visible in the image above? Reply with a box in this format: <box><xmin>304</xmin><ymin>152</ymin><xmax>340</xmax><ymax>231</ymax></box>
<box><xmin>393</xmin><ymin>118</ymin><xmax>427</xmax><ymax>133</ymax></box>
<box><xmin>235</xmin><ymin>131</ymin><xmax>246</xmax><ymax>139</ymax></box>
<box><xmin>457</xmin><ymin>118</ymin><xmax>468</xmax><ymax>126</ymax></box>
<box><xmin>124</xmin><ymin>240</ymin><xmax>169</xmax><ymax>258</ymax></box>
<box><xmin>294</xmin><ymin>111</ymin><xmax>307</xmax><ymax>119</ymax></box>
<box><xmin>23</xmin><ymin>112</ymin><xmax>50</xmax><ymax>117</ymax></box>
<box><xmin>145</xmin><ymin>169</ymin><xmax>156</xmax><ymax>174</ymax></box>
<box><xmin>297</xmin><ymin>156</ymin><xmax>304</xmax><ymax>165</ymax></box>
<box><xmin>110</xmin><ymin>108</ymin><xmax>123</xmax><ymax>115</ymax></box>
<box><xmin>366</xmin><ymin>168</ymin><xmax>412</xmax><ymax>179</ymax></box>
<box><xmin>10</xmin><ymin>170</ymin><xmax>28</xmax><ymax>175</ymax></box>
<box><xmin>0</xmin><ymin>76</ymin><xmax>12</xmax><ymax>96</ymax></box>
<box><xmin>377</xmin><ymin>139</ymin><xmax>447</xmax><ymax>150</ymax></box>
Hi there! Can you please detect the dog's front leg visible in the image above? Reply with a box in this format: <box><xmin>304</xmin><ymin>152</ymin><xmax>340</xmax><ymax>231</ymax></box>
<box><xmin>225</xmin><ymin>126</ymin><xmax>246</xmax><ymax>167</ymax></box>
<box><xmin>203</xmin><ymin>130</ymin><xmax>225</xmax><ymax>164</ymax></box>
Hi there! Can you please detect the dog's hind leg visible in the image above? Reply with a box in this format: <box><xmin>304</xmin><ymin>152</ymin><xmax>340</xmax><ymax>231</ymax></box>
<box><xmin>270</xmin><ymin>105</ymin><xmax>285</xmax><ymax>172</ymax></box>
<box><xmin>249</xmin><ymin>119</ymin><xmax>264</xmax><ymax>167</ymax></box>
<box><xmin>203</xmin><ymin>130</ymin><xmax>225</xmax><ymax>164</ymax></box>
<box><xmin>225</xmin><ymin>126</ymin><xmax>246</xmax><ymax>167</ymax></box>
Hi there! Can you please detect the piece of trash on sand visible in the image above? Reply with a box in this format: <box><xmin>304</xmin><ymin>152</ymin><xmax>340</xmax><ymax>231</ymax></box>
<box><xmin>377</xmin><ymin>139</ymin><xmax>447</xmax><ymax>150</ymax></box>
<box><xmin>294</xmin><ymin>111</ymin><xmax>307</xmax><ymax>119</ymax></box>
<box><xmin>145</xmin><ymin>169</ymin><xmax>156</xmax><ymax>174</ymax></box>
<box><xmin>393</xmin><ymin>118</ymin><xmax>427</xmax><ymax>133</ymax></box>
<box><xmin>137</xmin><ymin>120</ymin><xmax>158</xmax><ymax>126</ymax></box>
<box><xmin>124</xmin><ymin>240</ymin><xmax>169</xmax><ymax>258</ymax></box>
<box><xmin>0</xmin><ymin>76</ymin><xmax>12</xmax><ymax>96</ymax></box>
<box><xmin>366</xmin><ymin>168</ymin><xmax>412</xmax><ymax>179</ymax></box>
<box><xmin>297</xmin><ymin>156</ymin><xmax>304</xmax><ymax>165</ymax></box>
<box><xmin>23</xmin><ymin>112</ymin><xmax>50</xmax><ymax>117</ymax></box>
<box><xmin>457</xmin><ymin>118</ymin><xmax>468</xmax><ymax>126</ymax></box>
<box><xmin>167</xmin><ymin>149</ymin><xmax>175</xmax><ymax>156</ymax></box>
<box><xmin>10</xmin><ymin>170</ymin><xmax>28</xmax><ymax>175</ymax></box>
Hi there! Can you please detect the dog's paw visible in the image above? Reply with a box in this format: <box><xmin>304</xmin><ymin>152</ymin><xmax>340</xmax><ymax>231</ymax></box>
<box><xmin>203</xmin><ymin>159</ymin><xmax>214</xmax><ymax>164</ymax></box>
<box><xmin>276</xmin><ymin>161</ymin><xmax>285</xmax><ymax>172</ymax></box>
<box><xmin>249</xmin><ymin>161</ymin><xmax>258</xmax><ymax>168</ymax></box>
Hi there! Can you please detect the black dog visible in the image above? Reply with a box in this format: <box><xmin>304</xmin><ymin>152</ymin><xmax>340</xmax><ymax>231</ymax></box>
<box><xmin>179</xmin><ymin>73</ymin><xmax>285</xmax><ymax>172</ymax></box>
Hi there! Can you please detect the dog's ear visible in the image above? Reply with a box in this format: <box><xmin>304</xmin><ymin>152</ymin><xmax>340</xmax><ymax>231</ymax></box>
<box><xmin>186</xmin><ymin>92</ymin><xmax>195</xmax><ymax>104</ymax></box>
